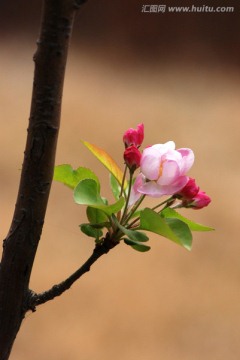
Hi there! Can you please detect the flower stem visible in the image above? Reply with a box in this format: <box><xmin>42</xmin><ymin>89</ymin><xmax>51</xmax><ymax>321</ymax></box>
<box><xmin>120</xmin><ymin>170</ymin><xmax>133</xmax><ymax>224</ymax></box>
<box><xmin>123</xmin><ymin>194</ymin><xmax>145</xmax><ymax>227</ymax></box>
<box><xmin>152</xmin><ymin>196</ymin><xmax>175</xmax><ymax>212</ymax></box>
<box><xmin>127</xmin><ymin>196</ymin><xmax>175</xmax><ymax>229</ymax></box>
<box><xmin>119</xmin><ymin>165</ymin><xmax>128</xmax><ymax>199</ymax></box>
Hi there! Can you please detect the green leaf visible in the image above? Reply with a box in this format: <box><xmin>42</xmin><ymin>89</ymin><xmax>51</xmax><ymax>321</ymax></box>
<box><xmin>54</xmin><ymin>164</ymin><xmax>100</xmax><ymax>191</ymax></box>
<box><xmin>80</xmin><ymin>224</ymin><xmax>103</xmax><ymax>238</ymax></box>
<box><xmin>101</xmin><ymin>197</ymin><xmax>108</xmax><ymax>205</ymax></box>
<box><xmin>124</xmin><ymin>239</ymin><xmax>151</xmax><ymax>252</ymax></box>
<box><xmin>112</xmin><ymin>215</ymin><xmax>149</xmax><ymax>242</ymax></box>
<box><xmin>165</xmin><ymin>218</ymin><xmax>192</xmax><ymax>250</ymax></box>
<box><xmin>110</xmin><ymin>174</ymin><xmax>121</xmax><ymax>200</ymax></box>
<box><xmin>96</xmin><ymin>197</ymin><xmax>125</xmax><ymax>217</ymax></box>
<box><xmin>74</xmin><ymin>179</ymin><xmax>125</xmax><ymax>216</ymax></box>
<box><xmin>82</xmin><ymin>141</ymin><xmax>127</xmax><ymax>188</ymax></box>
<box><xmin>139</xmin><ymin>208</ymin><xmax>192</xmax><ymax>250</ymax></box>
<box><xmin>87</xmin><ymin>207</ymin><xmax>108</xmax><ymax>224</ymax></box>
<box><xmin>74</xmin><ymin>179</ymin><xmax>104</xmax><ymax>206</ymax></box>
<box><xmin>161</xmin><ymin>208</ymin><xmax>214</xmax><ymax>231</ymax></box>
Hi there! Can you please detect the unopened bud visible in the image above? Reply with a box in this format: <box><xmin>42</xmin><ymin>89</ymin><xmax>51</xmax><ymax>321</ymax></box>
<box><xmin>124</xmin><ymin>146</ymin><xmax>142</xmax><ymax>172</ymax></box>
<box><xmin>123</xmin><ymin>123</ymin><xmax>144</xmax><ymax>148</ymax></box>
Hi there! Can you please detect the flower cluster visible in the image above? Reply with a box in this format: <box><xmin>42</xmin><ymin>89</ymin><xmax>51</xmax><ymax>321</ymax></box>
<box><xmin>55</xmin><ymin>122</ymin><xmax>213</xmax><ymax>253</ymax></box>
<box><xmin>123</xmin><ymin>123</ymin><xmax>211</xmax><ymax>210</ymax></box>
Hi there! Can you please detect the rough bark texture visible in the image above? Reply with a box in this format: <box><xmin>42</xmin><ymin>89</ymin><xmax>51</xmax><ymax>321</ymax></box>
<box><xmin>0</xmin><ymin>1</ymin><xmax>86</xmax><ymax>359</ymax></box>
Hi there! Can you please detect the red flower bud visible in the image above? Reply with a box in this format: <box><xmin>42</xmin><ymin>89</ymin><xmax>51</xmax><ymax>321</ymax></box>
<box><xmin>176</xmin><ymin>178</ymin><xmax>211</xmax><ymax>210</ymax></box>
<box><xmin>178</xmin><ymin>178</ymin><xmax>199</xmax><ymax>200</ymax></box>
<box><xmin>123</xmin><ymin>123</ymin><xmax>144</xmax><ymax>148</ymax></box>
<box><xmin>192</xmin><ymin>191</ymin><xmax>211</xmax><ymax>210</ymax></box>
<box><xmin>124</xmin><ymin>146</ymin><xmax>142</xmax><ymax>171</ymax></box>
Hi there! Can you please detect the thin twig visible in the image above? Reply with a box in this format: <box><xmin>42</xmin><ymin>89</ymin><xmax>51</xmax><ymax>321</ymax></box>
<box><xmin>27</xmin><ymin>235</ymin><xmax>119</xmax><ymax>311</ymax></box>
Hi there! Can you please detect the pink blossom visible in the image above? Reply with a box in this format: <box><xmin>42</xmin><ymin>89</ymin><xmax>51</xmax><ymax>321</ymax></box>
<box><xmin>123</xmin><ymin>123</ymin><xmax>144</xmax><ymax>148</ymax></box>
<box><xmin>124</xmin><ymin>146</ymin><xmax>142</xmax><ymax>171</ymax></box>
<box><xmin>192</xmin><ymin>191</ymin><xmax>211</xmax><ymax>210</ymax></box>
<box><xmin>136</xmin><ymin>141</ymin><xmax>194</xmax><ymax>197</ymax></box>
<box><xmin>178</xmin><ymin>177</ymin><xmax>199</xmax><ymax>200</ymax></box>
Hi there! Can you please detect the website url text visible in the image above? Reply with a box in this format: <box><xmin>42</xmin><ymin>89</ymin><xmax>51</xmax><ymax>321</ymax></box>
<box><xmin>141</xmin><ymin>5</ymin><xmax>235</xmax><ymax>13</ymax></box>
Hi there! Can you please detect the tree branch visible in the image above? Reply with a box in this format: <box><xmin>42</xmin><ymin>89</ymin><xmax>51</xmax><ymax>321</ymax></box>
<box><xmin>27</xmin><ymin>235</ymin><xmax>119</xmax><ymax>311</ymax></box>
<box><xmin>0</xmin><ymin>1</ymin><xmax>87</xmax><ymax>359</ymax></box>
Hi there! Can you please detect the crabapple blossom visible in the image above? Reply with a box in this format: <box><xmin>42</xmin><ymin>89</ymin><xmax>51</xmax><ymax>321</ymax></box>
<box><xmin>136</xmin><ymin>141</ymin><xmax>194</xmax><ymax>198</ymax></box>
<box><xmin>123</xmin><ymin>123</ymin><xmax>144</xmax><ymax>148</ymax></box>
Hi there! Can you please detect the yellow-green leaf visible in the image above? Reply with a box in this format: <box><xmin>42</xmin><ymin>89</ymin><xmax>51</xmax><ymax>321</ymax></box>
<box><xmin>82</xmin><ymin>141</ymin><xmax>126</xmax><ymax>188</ymax></box>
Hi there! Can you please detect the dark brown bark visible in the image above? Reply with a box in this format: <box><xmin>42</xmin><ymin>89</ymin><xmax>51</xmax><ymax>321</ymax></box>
<box><xmin>0</xmin><ymin>1</ymin><xmax>86</xmax><ymax>359</ymax></box>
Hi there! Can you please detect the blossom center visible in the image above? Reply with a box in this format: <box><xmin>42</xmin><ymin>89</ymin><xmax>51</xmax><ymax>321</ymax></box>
<box><xmin>158</xmin><ymin>161</ymin><xmax>165</xmax><ymax>178</ymax></box>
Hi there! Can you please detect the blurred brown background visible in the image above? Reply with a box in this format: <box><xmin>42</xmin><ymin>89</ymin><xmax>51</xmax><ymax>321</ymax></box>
<box><xmin>1</xmin><ymin>1</ymin><xmax>240</xmax><ymax>359</ymax></box>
